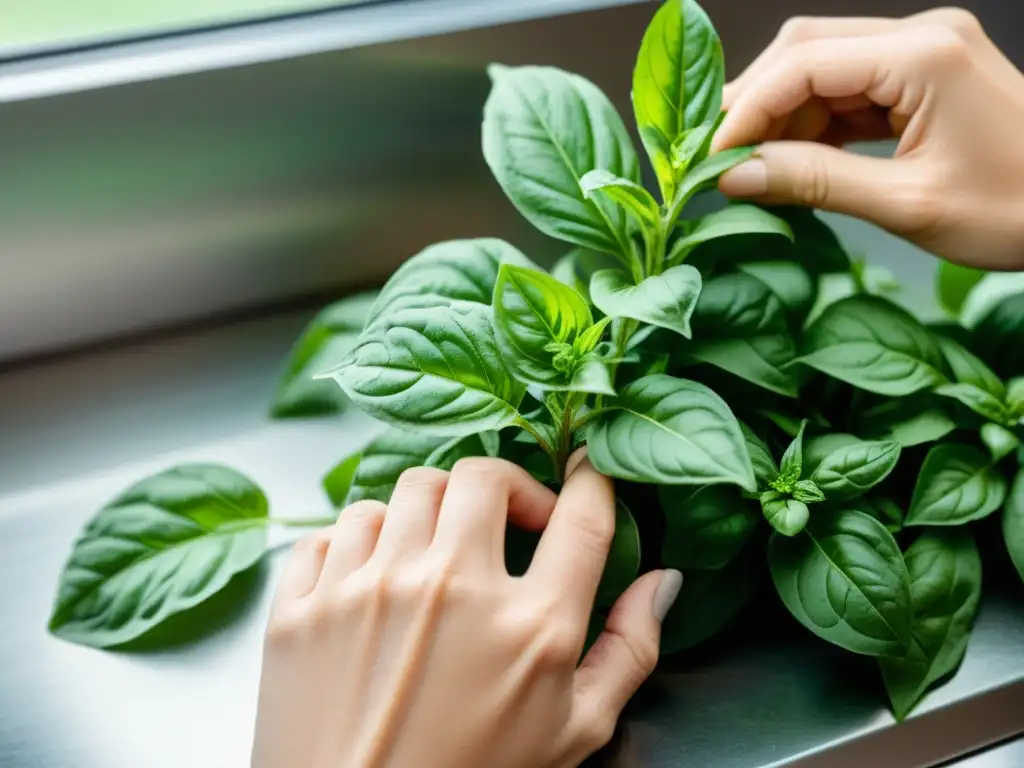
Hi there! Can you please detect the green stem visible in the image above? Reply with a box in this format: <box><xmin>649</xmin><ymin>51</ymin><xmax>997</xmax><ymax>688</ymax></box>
<box><xmin>269</xmin><ymin>516</ymin><xmax>338</xmax><ymax>528</ymax></box>
<box><xmin>570</xmin><ymin>407</ymin><xmax>606</xmax><ymax>433</ymax></box>
<box><xmin>514</xmin><ymin>416</ymin><xmax>560</xmax><ymax>473</ymax></box>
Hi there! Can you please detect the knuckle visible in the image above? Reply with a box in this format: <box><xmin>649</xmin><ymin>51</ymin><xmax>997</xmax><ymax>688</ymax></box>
<box><xmin>787</xmin><ymin>149</ymin><xmax>832</xmax><ymax>209</ymax></box>
<box><xmin>264</xmin><ymin>608</ymin><xmax>304</xmax><ymax>649</ymax></box>
<box><xmin>578</xmin><ymin>711</ymin><xmax>617</xmax><ymax>753</ymax></box>
<box><xmin>777</xmin><ymin>16</ymin><xmax>817</xmax><ymax>45</ymax></box>
<box><xmin>394</xmin><ymin>465</ymin><xmax>449</xmax><ymax>494</ymax></box>
<box><xmin>449</xmin><ymin>456</ymin><xmax>513</xmax><ymax>485</ymax></box>
<box><xmin>340</xmin><ymin>499</ymin><xmax>386</xmax><ymax>525</ymax></box>
<box><xmin>925</xmin><ymin>7</ymin><xmax>983</xmax><ymax>39</ymax></box>
<box><xmin>897</xmin><ymin>172</ymin><xmax>947</xmax><ymax>236</ymax></box>
<box><xmin>542</xmin><ymin>624</ymin><xmax>582</xmax><ymax>666</ymax></box>
<box><xmin>916</xmin><ymin>25</ymin><xmax>972</xmax><ymax>68</ymax></box>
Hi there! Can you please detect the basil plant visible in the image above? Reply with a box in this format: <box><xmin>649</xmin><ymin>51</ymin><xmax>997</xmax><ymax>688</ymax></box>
<box><xmin>48</xmin><ymin>0</ymin><xmax>1024</xmax><ymax>724</ymax></box>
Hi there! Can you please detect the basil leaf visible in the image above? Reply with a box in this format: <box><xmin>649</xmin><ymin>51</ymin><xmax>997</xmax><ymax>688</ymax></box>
<box><xmin>936</xmin><ymin>262</ymin><xmax>986</xmax><ymax>318</ymax></box>
<box><xmin>692</xmin><ymin>272</ymin><xmax>786</xmax><ymax>337</ymax></box>
<box><xmin>590</xmin><ymin>264</ymin><xmax>702</xmax><ymax>338</ymax></box>
<box><xmin>323</xmin><ymin>452</ymin><xmax>363</xmax><ymax>508</ymax></box>
<box><xmin>804</xmin><ymin>434</ymin><xmax>902</xmax><ymax>502</ymax></box>
<box><xmin>595</xmin><ymin>500</ymin><xmax>642</xmax><ymax>608</ymax></box>
<box><xmin>271</xmin><ymin>292</ymin><xmax>378</xmax><ymax>418</ymax></box>
<box><xmin>959</xmin><ymin>272</ymin><xmax>1024</xmax><ymax>330</ymax></box>
<box><xmin>934</xmin><ymin>382</ymin><xmax>1010</xmax><ymax>424</ymax></box>
<box><xmin>741</xmin><ymin>422</ymin><xmax>778</xmax><ymax>489</ymax></box>
<box><xmin>660</xmin><ymin>556</ymin><xmax>755</xmax><ymax>654</ymax></box>
<box><xmin>579</xmin><ymin>169</ymin><xmax>659</xmax><ymax>227</ymax></box>
<box><xmin>551</xmin><ymin>249</ymin><xmax>619</xmax><ymax>305</ymax></box>
<box><xmin>1003</xmin><ymin>468</ymin><xmax>1024</xmax><ymax>585</ymax></box>
<box><xmin>687</xmin><ymin>334</ymin><xmax>799</xmax><ymax>398</ymax></box>
<box><xmin>323</xmin><ymin>303</ymin><xmax>526</xmax><ymax>436</ymax></box>
<box><xmin>588</xmin><ymin>374</ymin><xmax>756</xmax><ymax>489</ymax></box>
<box><xmin>859</xmin><ymin>397</ymin><xmax>957</xmax><ymax>448</ymax></box>
<box><xmin>670</xmin><ymin>114</ymin><xmax>723</xmax><ymax>172</ymax></box>
<box><xmin>973</xmin><ymin>292</ymin><xmax>1024</xmax><ymax>379</ymax></box>
<box><xmin>343</xmin><ymin>429</ymin><xmax>448</xmax><ymax>504</ymax></box>
<box><xmin>936</xmin><ymin>335</ymin><xmax>1005</xmax><ymax>399</ymax></box>
<box><xmin>879</xmin><ymin>530</ymin><xmax>982</xmax><ymax>720</ymax></box>
<box><xmin>768</xmin><ymin>508</ymin><xmax>913</xmax><ymax>656</ymax></box>
<box><xmin>906</xmin><ymin>444</ymin><xmax>1008</xmax><ymax>526</ymax></box>
<box><xmin>796</xmin><ymin>295</ymin><xmax>948</xmax><ymax>396</ymax></box>
<box><xmin>483</xmin><ymin>65</ymin><xmax>640</xmax><ymax>258</ymax></box>
<box><xmin>367</xmin><ymin>238</ymin><xmax>535</xmax><ymax>327</ymax></box>
<box><xmin>672</xmin><ymin>146</ymin><xmax>756</xmax><ymax>211</ymax></box>
<box><xmin>852</xmin><ymin>496</ymin><xmax>905</xmax><ymax>535</ymax></box>
<box><xmin>48</xmin><ymin>464</ymin><xmax>268</xmax><ymax>649</ymax></box>
<box><xmin>792</xmin><ymin>480</ymin><xmax>825</xmax><ymax>503</ymax></box>
<box><xmin>425</xmin><ymin>431</ymin><xmax>502</xmax><ymax>470</ymax></box>
<box><xmin>762</xmin><ymin>492</ymin><xmax>810</xmax><ymax>537</ymax></box>
<box><xmin>668</xmin><ymin>205</ymin><xmax>793</xmax><ymax>263</ymax></box>
<box><xmin>660</xmin><ymin>484</ymin><xmax>759</xmax><ymax>569</ymax></box>
<box><xmin>779</xmin><ymin>420</ymin><xmax>806</xmax><ymax>479</ymax></box>
<box><xmin>632</xmin><ymin>0</ymin><xmax>723</xmax><ymax>199</ymax></box>
<box><xmin>736</xmin><ymin>261</ymin><xmax>815</xmax><ymax>314</ymax></box>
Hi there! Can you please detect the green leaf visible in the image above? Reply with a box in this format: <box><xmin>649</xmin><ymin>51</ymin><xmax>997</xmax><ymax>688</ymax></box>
<box><xmin>936</xmin><ymin>336</ymin><xmax>1005</xmax><ymax>400</ymax></box>
<box><xmin>852</xmin><ymin>496</ymin><xmax>905</xmax><ymax>535</ymax></box>
<box><xmin>48</xmin><ymin>464</ymin><xmax>268</xmax><ymax>649</ymax></box>
<box><xmin>768</xmin><ymin>508</ymin><xmax>912</xmax><ymax>656</ymax></box>
<box><xmin>879</xmin><ymin>530</ymin><xmax>982</xmax><ymax>720</ymax></box>
<box><xmin>761</xmin><ymin>492</ymin><xmax>810</xmax><ymax>536</ymax></box>
<box><xmin>483</xmin><ymin>65</ymin><xmax>640</xmax><ymax>258</ymax></box>
<box><xmin>795</xmin><ymin>295</ymin><xmax>948</xmax><ymax>396</ymax></box>
<box><xmin>670</xmin><ymin>114</ymin><xmax>723</xmax><ymax>172</ymax></box>
<box><xmin>660</xmin><ymin>485</ymin><xmax>759</xmax><ymax>569</ymax></box>
<box><xmin>492</xmin><ymin>264</ymin><xmax>609</xmax><ymax>392</ymax></box>
<box><xmin>632</xmin><ymin>0</ymin><xmax>724</xmax><ymax>200</ymax></box>
<box><xmin>343</xmin><ymin>429</ymin><xmax>448</xmax><ymax>504</ymax></box>
<box><xmin>687</xmin><ymin>334</ymin><xmax>799</xmax><ymax>398</ymax></box>
<box><xmin>588</xmin><ymin>373</ymin><xmax>755</xmax><ymax>489</ymax></box>
<box><xmin>778</xmin><ymin>420</ymin><xmax>806</xmax><ymax>480</ymax></box>
<box><xmin>660</xmin><ymin>556</ymin><xmax>755</xmax><ymax>654</ymax></box>
<box><xmin>803</xmin><ymin>434</ymin><xmax>902</xmax><ymax>502</ymax></box>
<box><xmin>906</xmin><ymin>444</ymin><xmax>1007</xmax><ymax>526</ymax></box>
<box><xmin>579</xmin><ymin>169</ymin><xmax>660</xmax><ymax>227</ymax></box>
<box><xmin>959</xmin><ymin>272</ymin><xmax>1024</xmax><ymax>330</ymax></box>
<box><xmin>936</xmin><ymin>262</ymin><xmax>986</xmax><ymax>318</ymax></box>
<box><xmin>595</xmin><ymin>500</ymin><xmax>642</xmax><ymax>608</ymax></box>
<box><xmin>736</xmin><ymin>261</ymin><xmax>815</xmax><ymax>315</ymax></box>
<box><xmin>972</xmin><ymin>292</ymin><xmax>1024</xmax><ymax>379</ymax></box>
<box><xmin>792</xmin><ymin>480</ymin><xmax>825</xmax><ymax>503</ymax></box>
<box><xmin>323</xmin><ymin>451</ymin><xmax>363</xmax><ymax>508</ymax></box>
<box><xmin>590</xmin><ymin>265</ymin><xmax>702</xmax><ymax>338</ymax></box>
<box><xmin>425</xmin><ymin>431</ymin><xmax>502</xmax><ymax>470</ymax></box>
<box><xmin>691</xmin><ymin>272</ymin><xmax>786</xmax><ymax>337</ymax></box>
<box><xmin>668</xmin><ymin>205</ymin><xmax>793</xmax><ymax>263</ymax></box>
<box><xmin>367</xmin><ymin>238</ymin><xmax>535</xmax><ymax>327</ymax></box>
<box><xmin>1003</xmin><ymin>468</ymin><xmax>1024</xmax><ymax>585</ymax></box>
<box><xmin>934</xmin><ymin>383</ymin><xmax>1009</xmax><ymax>424</ymax></box>
<box><xmin>859</xmin><ymin>397</ymin><xmax>957</xmax><ymax>448</ymax></box>
<box><xmin>270</xmin><ymin>291</ymin><xmax>378</xmax><ymax>418</ymax></box>
<box><xmin>672</xmin><ymin>146</ymin><xmax>756</xmax><ymax>211</ymax></box>
<box><xmin>741</xmin><ymin>422</ymin><xmax>778</xmax><ymax>489</ymax></box>
<box><xmin>323</xmin><ymin>303</ymin><xmax>526</xmax><ymax>436</ymax></box>
<box><xmin>551</xmin><ymin>248</ymin><xmax>619</xmax><ymax>304</ymax></box>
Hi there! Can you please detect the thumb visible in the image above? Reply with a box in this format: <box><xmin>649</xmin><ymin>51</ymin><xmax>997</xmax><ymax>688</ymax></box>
<box><xmin>718</xmin><ymin>141</ymin><xmax>923</xmax><ymax>234</ymax></box>
<box><xmin>567</xmin><ymin>570</ymin><xmax>682</xmax><ymax>756</ymax></box>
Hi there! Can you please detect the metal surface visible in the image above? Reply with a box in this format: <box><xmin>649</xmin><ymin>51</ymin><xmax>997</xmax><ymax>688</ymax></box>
<box><xmin>951</xmin><ymin>737</ymin><xmax>1024</xmax><ymax>767</ymax></box>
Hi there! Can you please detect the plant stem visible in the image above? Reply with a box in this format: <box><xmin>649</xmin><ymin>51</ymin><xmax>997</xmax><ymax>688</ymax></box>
<box><xmin>514</xmin><ymin>416</ymin><xmax>561</xmax><ymax>475</ymax></box>
<box><xmin>268</xmin><ymin>516</ymin><xmax>338</xmax><ymax>528</ymax></box>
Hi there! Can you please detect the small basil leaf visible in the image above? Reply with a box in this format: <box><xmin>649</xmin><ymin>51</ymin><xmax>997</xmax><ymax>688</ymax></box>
<box><xmin>590</xmin><ymin>265</ymin><xmax>702</xmax><ymax>338</ymax></box>
<box><xmin>936</xmin><ymin>262</ymin><xmax>986</xmax><ymax>319</ymax></box>
<box><xmin>981</xmin><ymin>423</ymin><xmax>1021</xmax><ymax>463</ymax></box>
<box><xmin>1003</xmin><ymin>468</ymin><xmax>1024</xmax><ymax>586</ymax></box>
<box><xmin>741</xmin><ymin>422</ymin><xmax>778</xmax><ymax>489</ymax></box>
<box><xmin>660</xmin><ymin>557</ymin><xmax>756</xmax><ymax>654</ymax></box>
<box><xmin>632</xmin><ymin>0</ymin><xmax>724</xmax><ymax>200</ymax></box>
<box><xmin>668</xmin><ymin>205</ymin><xmax>793</xmax><ymax>264</ymax></box>
<box><xmin>762</xmin><ymin>493</ymin><xmax>810</xmax><ymax>537</ymax></box>
<box><xmin>804</xmin><ymin>435</ymin><xmax>902</xmax><ymax>502</ymax></box>
<box><xmin>934</xmin><ymin>383</ymin><xmax>1009</xmax><ymax>424</ymax></box>
<box><xmin>660</xmin><ymin>485</ymin><xmax>759</xmax><ymax>569</ymax></box>
<box><xmin>579</xmin><ymin>169</ymin><xmax>660</xmax><ymax>228</ymax></box>
<box><xmin>691</xmin><ymin>272</ymin><xmax>786</xmax><ymax>337</ymax></box>
<box><xmin>670</xmin><ymin>114</ymin><xmax>723</xmax><ymax>173</ymax></box>
<box><xmin>906</xmin><ymin>444</ymin><xmax>1007</xmax><ymax>526</ymax></box>
<box><xmin>686</xmin><ymin>334</ymin><xmax>799</xmax><ymax>398</ymax></box>
<box><xmin>796</xmin><ymin>295</ymin><xmax>948</xmax><ymax>396</ymax></box>
<box><xmin>736</xmin><ymin>261</ymin><xmax>815</xmax><ymax>314</ymax></box>
<box><xmin>323</xmin><ymin>303</ymin><xmax>525</xmax><ymax>436</ymax></box>
<box><xmin>271</xmin><ymin>291</ymin><xmax>378</xmax><ymax>418</ymax></box>
<box><xmin>48</xmin><ymin>464</ymin><xmax>268</xmax><ymax>649</ymax></box>
<box><xmin>595</xmin><ymin>500</ymin><xmax>642</xmax><ymax>608</ymax></box>
<box><xmin>672</xmin><ymin>146</ymin><xmax>756</xmax><ymax>211</ymax></box>
<box><xmin>879</xmin><ymin>530</ymin><xmax>982</xmax><ymax>720</ymax></box>
<box><xmin>483</xmin><ymin>65</ymin><xmax>640</xmax><ymax>258</ymax></box>
<box><xmin>588</xmin><ymin>374</ymin><xmax>756</xmax><ymax>490</ymax></box>
<box><xmin>792</xmin><ymin>480</ymin><xmax>826</xmax><ymax>504</ymax></box>
<box><xmin>778</xmin><ymin>420</ymin><xmax>807</xmax><ymax>480</ymax></box>
<box><xmin>768</xmin><ymin>508</ymin><xmax>913</xmax><ymax>656</ymax></box>
<box><xmin>323</xmin><ymin>452</ymin><xmax>363</xmax><ymax>508</ymax></box>
<box><xmin>936</xmin><ymin>335</ymin><xmax>1005</xmax><ymax>400</ymax></box>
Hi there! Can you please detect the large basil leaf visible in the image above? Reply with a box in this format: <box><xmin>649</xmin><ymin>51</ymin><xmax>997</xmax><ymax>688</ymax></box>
<box><xmin>632</xmin><ymin>0</ymin><xmax>723</xmax><ymax>199</ymax></box>
<box><xmin>936</xmin><ymin>336</ymin><xmax>1005</xmax><ymax>399</ymax></box>
<box><xmin>981</xmin><ymin>423</ymin><xmax>1020</xmax><ymax>463</ymax></box>
<box><xmin>761</xmin><ymin>493</ymin><xmax>810</xmax><ymax>537</ymax></box>
<box><xmin>859</xmin><ymin>396</ymin><xmax>957</xmax><ymax>448</ymax></box>
<box><xmin>906</xmin><ymin>444</ymin><xmax>1007</xmax><ymax>526</ymax></box>
<box><xmin>323</xmin><ymin>303</ymin><xmax>526</xmax><ymax>436</ymax></box>
<box><xmin>595</xmin><ymin>500</ymin><xmax>642</xmax><ymax>608</ymax></box>
<box><xmin>579</xmin><ymin>169</ymin><xmax>659</xmax><ymax>228</ymax></box>
<box><xmin>367</xmin><ymin>238</ymin><xmax>535</xmax><ymax>328</ymax></box>
<box><xmin>660</xmin><ymin>556</ymin><xmax>755</xmax><ymax>654</ymax></box>
<box><xmin>590</xmin><ymin>265</ymin><xmax>702</xmax><ymax>338</ymax></box>
<box><xmin>691</xmin><ymin>272</ymin><xmax>786</xmax><ymax>337</ymax></box>
<box><xmin>271</xmin><ymin>291</ymin><xmax>378</xmax><ymax>418</ymax></box>
<box><xmin>959</xmin><ymin>272</ymin><xmax>1024</xmax><ymax>330</ymax></box>
<box><xmin>936</xmin><ymin>262</ymin><xmax>986</xmax><ymax>318</ymax></box>
<box><xmin>741</xmin><ymin>423</ymin><xmax>778</xmax><ymax>489</ymax></box>
<box><xmin>660</xmin><ymin>484</ymin><xmax>759</xmax><ymax>569</ymax></box>
<box><xmin>1003</xmin><ymin>468</ymin><xmax>1024</xmax><ymax>585</ymax></box>
<box><xmin>48</xmin><ymin>464</ymin><xmax>268</xmax><ymax>649</ymax></box>
<box><xmin>737</xmin><ymin>261</ymin><xmax>815</xmax><ymax>315</ymax></box>
<box><xmin>588</xmin><ymin>374</ymin><xmax>756</xmax><ymax>489</ymax></box>
<box><xmin>934</xmin><ymin>383</ymin><xmax>1009</xmax><ymax>425</ymax></box>
<box><xmin>796</xmin><ymin>295</ymin><xmax>948</xmax><ymax>396</ymax></box>
<box><xmin>668</xmin><ymin>205</ymin><xmax>793</xmax><ymax>263</ymax></box>
<box><xmin>768</xmin><ymin>508</ymin><xmax>912</xmax><ymax>656</ymax></box>
<box><xmin>803</xmin><ymin>434</ymin><xmax>902</xmax><ymax>502</ymax></box>
<box><xmin>688</xmin><ymin>334</ymin><xmax>799</xmax><ymax>398</ymax></box>
<box><xmin>879</xmin><ymin>530</ymin><xmax>982</xmax><ymax>720</ymax></box>
<box><xmin>483</xmin><ymin>65</ymin><xmax>640</xmax><ymax>258</ymax></box>
<box><xmin>492</xmin><ymin>264</ymin><xmax>610</xmax><ymax>392</ymax></box>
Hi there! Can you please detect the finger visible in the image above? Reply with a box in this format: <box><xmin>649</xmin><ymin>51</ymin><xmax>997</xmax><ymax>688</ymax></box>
<box><xmin>567</xmin><ymin>570</ymin><xmax>682</xmax><ymax>760</ymax></box>
<box><xmin>779</xmin><ymin>97</ymin><xmax>831</xmax><ymax>142</ymax></box>
<box><xmin>317</xmin><ymin>500</ymin><xmax>387</xmax><ymax>584</ymax></box>
<box><xmin>431</xmin><ymin>457</ymin><xmax>557</xmax><ymax>571</ymax></box>
<box><xmin>371</xmin><ymin>467</ymin><xmax>449</xmax><ymax>562</ymax></box>
<box><xmin>528</xmin><ymin>448</ymin><xmax>616</xmax><ymax>622</ymax></box>
<box><xmin>271</xmin><ymin>529</ymin><xmax>333</xmax><ymax>610</ymax></box>
<box><xmin>718</xmin><ymin>141</ymin><xmax>926</xmax><ymax>234</ymax></box>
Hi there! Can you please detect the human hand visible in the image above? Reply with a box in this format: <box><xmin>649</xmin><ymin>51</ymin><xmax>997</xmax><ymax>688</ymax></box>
<box><xmin>712</xmin><ymin>8</ymin><xmax>1024</xmax><ymax>270</ymax></box>
<box><xmin>251</xmin><ymin>451</ymin><xmax>682</xmax><ymax>768</ymax></box>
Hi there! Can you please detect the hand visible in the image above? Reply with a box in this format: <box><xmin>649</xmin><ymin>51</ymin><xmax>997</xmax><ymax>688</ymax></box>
<box><xmin>712</xmin><ymin>8</ymin><xmax>1024</xmax><ymax>270</ymax></box>
<box><xmin>251</xmin><ymin>451</ymin><xmax>682</xmax><ymax>768</ymax></box>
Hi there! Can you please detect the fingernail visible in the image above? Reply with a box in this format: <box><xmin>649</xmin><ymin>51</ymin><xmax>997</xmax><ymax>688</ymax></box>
<box><xmin>652</xmin><ymin>570</ymin><xmax>683</xmax><ymax>622</ymax></box>
<box><xmin>719</xmin><ymin>158</ymin><xmax>768</xmax><ymax>197</ymax></box>
<box><xmin>564</xmin><ymin>446</ymin><xmax>589</xmax><ymax>478</ymax></box>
